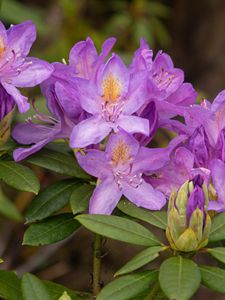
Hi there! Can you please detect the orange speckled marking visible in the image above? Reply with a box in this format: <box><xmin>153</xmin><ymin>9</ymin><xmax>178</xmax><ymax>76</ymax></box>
<box><xmin>112</xmin><ymin>139</ymin><xmax>130</xmax><ymax>166</ymax></box>
<box><xmin>0</xmin><ymin>37</ymin><xmax>5</xmax><ymax>58</ymax></box>
<box><xmin>102</xmin><ymin>73</ymin><xmax>121</xmax><ymax>103</ymax></box>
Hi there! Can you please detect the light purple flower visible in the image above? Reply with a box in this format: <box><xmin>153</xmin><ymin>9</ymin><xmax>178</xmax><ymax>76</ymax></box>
<box><xmin>12</xmin><ymin>83</ymin><xmax>75</xmax><ymax>161</ymax></box>
<box><xmin>76</xmin><ymin>129</ymin><xmax>168</xmax><ymax>214</ymax></box>
<box><xmin>0</xmin><ymin>20</ymin><xmax>53</xmax><ymax>113</ymax></box>
<box><xmin>70</xmin><ymin>54</ymin><xmax>150</xmax><ymax>148</ymax></box>
<box><xmin>131</xmin><ymin>39</ymin><xmax>197</xmax><ymax>133</ymax></box>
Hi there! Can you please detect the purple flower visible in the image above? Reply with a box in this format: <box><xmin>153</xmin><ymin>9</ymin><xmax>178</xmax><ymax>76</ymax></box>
<box><xmin>0</xmin><ymin>84</ymin><xmax>15</xmax><ymax>120</ymax></box>
<box><xmin>12</xmin><ymin>84</ymin><xmax>75</xmax><ymax>161</ymax></box>
<box><xmin>70</xmin><ymin>54</ymin><xmax>150</xmax><ymax>148</ymax></box>
<box><xmin>131</xmin><ymin>39</ymin><xmax>197</xmax><ymax>132</ymax></box>
<box><xmin>0</xmin><ymin>20</ymin><xmax>53</xmax><ymax>113</ymax></box>
<box><xmin>76</xmin><ymin>129</ymin><xmax>168</xmax><ymax>214</ymax></box>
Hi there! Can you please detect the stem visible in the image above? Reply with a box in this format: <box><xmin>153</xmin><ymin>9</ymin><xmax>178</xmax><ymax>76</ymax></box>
<box><xmin>144</xmin><ymin>281</ymin><xmax>160</xmax><ymax>300</ymax></box>
<box><xmin>93</xmin><ymin>234</ymin><xmax>102</xmax><ymax>298</ymax></box>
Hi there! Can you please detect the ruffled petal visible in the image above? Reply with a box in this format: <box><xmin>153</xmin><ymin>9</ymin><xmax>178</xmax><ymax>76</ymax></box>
<box><xmin>210</xmin><ymin>159</ymin><xmax>225</xmax><ymax>211</ymax></box>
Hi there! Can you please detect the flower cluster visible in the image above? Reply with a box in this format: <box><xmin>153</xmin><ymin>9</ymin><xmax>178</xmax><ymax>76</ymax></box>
<box><xmin>5</xmin><ymin>21</ymin><xmax>225</xmax><ymax>216</ymax></box>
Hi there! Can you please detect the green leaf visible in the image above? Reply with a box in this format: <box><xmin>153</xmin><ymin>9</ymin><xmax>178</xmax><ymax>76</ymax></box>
<box><xmin>0</xmin><ymin>270</ymin><xmax>22</xmax><ymax>300</ymax></box>
<box><xmin>0</xmin><ymin>188</ymin><xmax>22</xmax><ymax>221</ymax></box>
<box><xmin>23</xmin><ymin>214</ymin><xmax>80</xmax><ymax>246</ymax></box>
<box><xmin>43</xmin><ymin>281</ymin><xmax>90</xmax><ymax>300</ymax></box>
<box><xmin>70</xmin><ymin>184</ymin><xmax>94</xmax><ymax>214</ymax></box>
<box><xmin>209</xmin><ymin>212</ymin><xmax>225</xmax><ymax>242</ymax></box>
<box><xmin>115</xmin><ymin>246</ymin><xmax>166</xmax><ymax>276</ymax></box>
<box><xmin>22</xmin><ymin>273</ymin><xmax>51</xmax><ymax>300</ymax></box>
<box><xmin>97</xmin><ymin>270</ymin><xmax>158</xmax><ymax>300</ymax></box>
<box><xmin>117</xmin><ymin>199</ymin><xmax>167</xmax><ymax>229</ymax></box>
<box><xmin>200</xmin><ymin>265</ymin><xmax>225</xmax><ymax>293</ymax></box>
<box><xmin>26</xmin><ymin>179</ymin><xmax>80</xmax><ymax>223</ymax></box>
<box><xmin>0</xmin><ymin>161</ymin><xmax>40</xmax><ymax>194</ymax></box>
<box><xmin>207</xmin><ymin>247</ymin><xmax>225</xmax><ymax>264</ymax></box>
<box><xmin>76</xmin><ymin>214</ymin><xmax>161</xmax><ymax>246</ymax></box>
<box><xmin>27</xmin><ymin>149</ymin><xmax>90</xmax><ymax>179</ymax></box>
<box><xmin>159</xmin><ymin>256</ymin><xmax>201</xmax><ymax>300</ymax></box>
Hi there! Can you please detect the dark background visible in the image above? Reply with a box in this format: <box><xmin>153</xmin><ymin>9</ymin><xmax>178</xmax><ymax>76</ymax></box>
<box><xmin>1</xmin><ymin>0</ymin><xmax>225</xmax><ymax>299</ymax></box>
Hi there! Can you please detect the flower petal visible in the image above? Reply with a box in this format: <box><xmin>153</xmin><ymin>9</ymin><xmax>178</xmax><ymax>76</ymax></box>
<box><xmin>1</xmin><ymin>82</ymin><xmax>29</xmax><ymax>113</ymax></box>
<box><xmin>122</xmin><ymin>180</ymin><xmax>166</xmax><ymax>210</ymax></box>
<box><xmin>76</xmin><ymin>149</ymin><xmax>110</xmax><ymax>180</ymax></box>
<box><xmin>69</xmin><ymin>37</ymin><xmax>98</xmax><ymax>79</ymax></box>
<box><xmin>116</xmin><ymin>115</ymin><xmax>149</xmax><ymax>136</ymax></box>
<box><xmin>97</xmin><ymin>54</ymin><xmax>129</xmax><ymax>99</ymax></box>
<box><xmin>105</xmin><ymin>129</ymin><xmax>140</xmax><ymax>161</ymax></box>
<box><xmin>70</xmin><ymin>116</ymin><xmax>111</xmax><ymax>148</ymax></box>
<box><xmin>7</xmin><ymin>20</ymin><xmax>36</xmax><ymax>56</ymax></box>
<box><xmin>89</xmin><ymin>179</ymin><xmax>122</xmax><ymax>214</ymax></box>
<box><xmin>10</xmin><ymin>58</ymin><xmax>53</xmax><ymax>87</ymax></box>
<box><xmin>13</xmin><ymin>138</ymin><xmax>50</xmax><ymax>161</ymax></box>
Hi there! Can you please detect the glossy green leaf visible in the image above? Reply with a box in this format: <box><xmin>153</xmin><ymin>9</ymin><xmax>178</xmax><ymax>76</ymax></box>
<box><xmin>159</xmin><ymin>256</ymin><xmax>201</xmax><ymax>300</ymax></box>
<box><xmin>26</xmin><ymin>179</ymin><xmax>79</xmax><ymax>223</ymax></box>
<box><xmin>27</xmin><ymin>149</ymin><xmax>90</xmax><ymax>179</ymax></box>
<box><xmin>115</xmin><ymin>246</ymin><xmax>166</xmax><ymax>276</ymax></box>
<box><xmin>117</xmin><ymin>199</ymin><xmax>167</xmax><ymax>229</ymax></box>
<box><xmin>43</xmin><ymin>281</ymin><xmax>90</xmax><ymax>300</ymax></box>
<box><xmin>97</xmin><ymin>270</ymin><xmax>158</xmax><ymax>300</ymax></box>
<box><xmin>207</xmin><ymin>247</ymin><xmax>225</xmax><ymax>264</ymax></box>
<box><xmin>209</xmin><ymin>212</ymin><xmax>225</xmax><ymax>242</ymax></box>
<box><xmin>22</xmin><ymin>273</ymin><xmax>51</xmax><ymax>300</ymax></box>
<box><xmin>70</xmin><ymin>184</ymin><xmax>94</xmax><ymax>214</ymax></box>
<box><xmin>0</xmin><ymin>270</ymin><xmax>22</xmax><ymax>300</ymax></box>
<box><xmin>76</xmin><ymin>214</ymin><xmax>161</xmax><ymax>246</ymax></box>
<box><xmin>23</xmin><ymin>214</ymin><xmax>80</xmax><ymax>246</ymax></box>
<box><xmin>0</xmin><ymin>188</ymin><xmax>22</xmax><ymax>221</ymax></box>
<box><xmin>200</xmin><ymin>265</ymin><xmax>225</xmax><ymax>293</ymax></box>
<box><xmin>0</xmin><ymin>161</ymin><xmax>40</xmax><ymax>194</ymax></box>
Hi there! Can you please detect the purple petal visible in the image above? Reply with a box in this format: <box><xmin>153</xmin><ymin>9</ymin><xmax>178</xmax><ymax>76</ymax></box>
<box><xmin>122</xmin><ymin>180</ymin><xmax>166</xmax><ymax>210</ymax></box>
<box><xmin>7</xmin><ymin>20</ymin><xmax>36</xmax><ymax>56</ymax></box>
<box><xmin>117</xmin><ymin>115</ymin><xmax>149</xmax><ymax>136</ymax></box>
<box><xmin>12</xmin><ymin>122</ymin><xmax>54</xmax><ymax>144</ymax></box>
<box><xmin>105</xmin><ymin>129</ymin><xmax>140</xmax><ymax>162</ymax></box>
<box><xmin>13</xmin><ymin>138</ymin><xmax>50</xmax><ymax>161</ymax></box>
<box><xmin>130</xmin><ymin>38</ymin><xmax>153</xmax><ymax>72</ymax></box>
<box><xmin>97</xmin><ymin>54</ymin><xmax>129</xmax><ymax>99</ymax></box>
<box><xmin>10</xmin><ymin>58</ymin><xmax>53</xmax><ymax>87</ymax></box>
<box><xmin>70</xmin><ymin>116</ymin><xmax>110</xmax><ymax>148</ymax></box>
<box><xmin>89</xmin><ymin>179</ymin><xmax>122</xmax><ymax>214</ymax></box>
<box><xmin>54</xmin><ymin>82</ymin><xmax>82</xmax><ymax>120</ymax></box>
<box><xmin>211</xmin><ymin>89</ymin><xmax>225</xmax><ymax>112</ymax></box>
<box><xmin>94</xmin><ymin>37</ymin><xmax>116</xmax><ymax>70</ymax></box>
<box><xmin>76</xmin><ymin>149</ymin><xmax>110</xmax><ymax>180</ymax></box>
<box><xmin>0</xmin><ymin>83</ymin><xmax>15</xmax><ymax>120</ymax></box>
<box><xmin>0</xmin><ymin>21</ymin><xmax>7</xmax><ymax>50</ymax></box>
<box><xmin>75</xmin><ymin>78</ymin><xmax>101</xmax><ymax>115</ymax></box>
<box><xmin>69</xmin><ymin>37</ymin><xmax>98</xmax><ymax>79</ymax></box>
<box><xmin>123</xmin><ymin>71</ymin><xmax>148</xmax><ymax>115</ymax></box>
<box><xmin>166</xmin><ymin>83</ymin><xmax>197</xmax><ymax>106</ymax></box>
<box><xmin>133</xmin><ymin>147</ymin><xmax>170</xmax><ymax>174</ymax></box>
<box><xmin>174</xmin><ymin>147</ymin><xmax>194</xmax><ymax>171</ymax></box>
<box><xmin>1</xmin><ymin>82</ymin><xmax>29</xmax><ymax>113</ymax></box>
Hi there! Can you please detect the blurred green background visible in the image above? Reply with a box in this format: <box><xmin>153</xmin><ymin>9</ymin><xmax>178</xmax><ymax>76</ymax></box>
<box><xmin>1</xmin><ymin>1</ymin><xmax>225</xmax><ymax>299</ymax></box>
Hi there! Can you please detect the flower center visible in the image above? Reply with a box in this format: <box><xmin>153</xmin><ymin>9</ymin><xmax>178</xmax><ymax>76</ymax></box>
<box><xmin>102</xmin><ymin>73</ymin><xmax>122</xmax><ymax>103</ymax></box>
<box><xmin>111</xmin><ymin>139</ymin><xmax>130</xmax><ymax>166</ymax></box>
<box><xmin>0</xmin><ymin>37</ymin><xmax>6</xmax><ymax>58</ymax></box>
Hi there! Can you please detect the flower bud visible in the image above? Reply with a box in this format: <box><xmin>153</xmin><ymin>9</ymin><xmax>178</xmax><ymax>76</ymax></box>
<box><xmin>166</xmin><ymin>175</ymin><xmax>211</xmax><ymax>252</ymax></box>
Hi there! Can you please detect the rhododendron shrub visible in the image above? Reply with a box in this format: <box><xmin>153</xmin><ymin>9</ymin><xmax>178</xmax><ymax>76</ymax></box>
<box><xmin>0</xmin><ymin>20</ymin><xmax>225</xmax><ymax>300</ymax></box>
